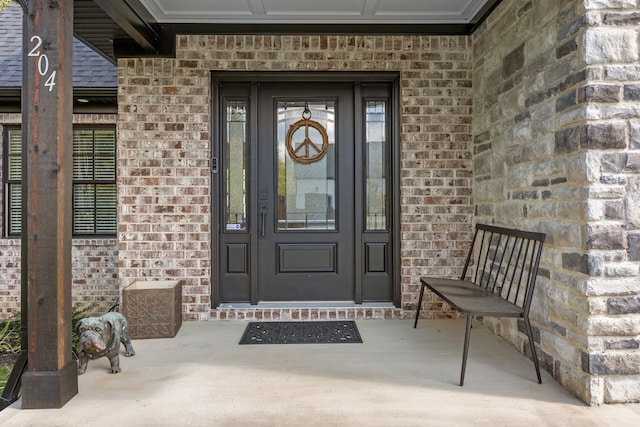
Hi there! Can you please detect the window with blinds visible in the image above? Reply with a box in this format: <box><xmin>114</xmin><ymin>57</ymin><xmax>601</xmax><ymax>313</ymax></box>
<box><xmin>3</xmin><ymin>126</ymin><xmax>117</xmax><ymax>237</ymax></box>
<box><xmin>5</xmin><ymin>128</ymin><xmax>22</xmax><ymax>236</ymax></box>
<box><xmin>72</xmin><ymin>128</ymin><xmax>117</xmax><ymax>235</ymax></box>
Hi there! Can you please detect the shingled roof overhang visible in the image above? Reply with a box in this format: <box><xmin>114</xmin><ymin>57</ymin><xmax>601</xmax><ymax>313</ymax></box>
<box><xmin>0</xmin><ymin>1</ymin><xmax>117</xmax><ymax>113</ymax></box>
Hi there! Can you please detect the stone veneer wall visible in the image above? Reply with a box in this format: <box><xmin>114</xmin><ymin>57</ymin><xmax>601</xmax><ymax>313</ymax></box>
<box><xmin>117</xmin><ymin>35</ymin><xmax>475</xmax><ymax>321</ymax></box>
<box><xmin>0</xmin><ymin>113</ymin><xmax>120</xmax><ymax>317</ymax></box>
<box><xmin>473</xmin><ymin>0</ymin><xmax>640</xmax><ymax>405</ymax></box>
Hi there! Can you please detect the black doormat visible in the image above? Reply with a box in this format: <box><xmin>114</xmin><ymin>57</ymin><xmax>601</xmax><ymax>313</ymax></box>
<box><xmin>239</xmin><ymin>321</ymin><xmax>362</xmax><ymax>344</ymax></box>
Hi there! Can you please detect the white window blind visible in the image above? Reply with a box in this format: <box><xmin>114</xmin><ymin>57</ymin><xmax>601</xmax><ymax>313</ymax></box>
<box><xmin>71</xmin><ymin>128</ymin><xmax>117</xmax><ymax>235</ymax></box>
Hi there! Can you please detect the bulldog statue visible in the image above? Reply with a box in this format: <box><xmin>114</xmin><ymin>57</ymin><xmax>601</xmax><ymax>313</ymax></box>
<box><xmin>76</xmin><ymin>311</ymin><xmax>136</xmax><ymax>375</ymax></box>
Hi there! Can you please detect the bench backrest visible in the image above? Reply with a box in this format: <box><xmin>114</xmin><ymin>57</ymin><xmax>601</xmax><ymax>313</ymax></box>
<box><xmin>461</xmin><ymin>224</ymin><xmax>545</xmax><ymax>314</ymax></box>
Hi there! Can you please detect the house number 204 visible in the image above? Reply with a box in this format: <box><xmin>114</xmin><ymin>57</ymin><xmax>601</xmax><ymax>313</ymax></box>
<box><xmin>28</xmin><ymin>35</ymin><xmax>57</xmax><ymax>92</ymax></box>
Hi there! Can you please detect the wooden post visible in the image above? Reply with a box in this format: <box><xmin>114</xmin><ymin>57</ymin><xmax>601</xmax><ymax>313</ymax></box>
<box><xmin>20</xmin><ymin>0</ymin><xmax>78</xmax><ymax>409</ymax></box>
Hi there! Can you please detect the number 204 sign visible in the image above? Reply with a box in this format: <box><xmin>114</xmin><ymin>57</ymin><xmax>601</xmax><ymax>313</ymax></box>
<box><xmin>29</xmin><ymin>35</ymin><xmax>57</xmax><ymax>92</ymax></box>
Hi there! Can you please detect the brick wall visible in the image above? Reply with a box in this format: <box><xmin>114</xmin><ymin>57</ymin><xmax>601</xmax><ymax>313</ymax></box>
<box><xmin>0</xmin><ymin>114</ymin><xmax>119</xmax><ymax>317</ymax></box>
<box><xmin>117</xmin><ymin>56</ymin><xmax>213</xmax><ymax>320</ymax></box>
<box><xmin>117</xmin><ymin>35</ymin><xmax>475</xmax><ymax>320</ymax></box>
<box><xmin>473</xmin><ymin>0</ymin><xmax>640</xmax><ymax>405</ymax></box>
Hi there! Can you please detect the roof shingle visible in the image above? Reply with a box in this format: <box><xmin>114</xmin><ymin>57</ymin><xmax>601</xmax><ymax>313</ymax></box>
<box><xmin>0</xmin><ymin>2</ymin><xmax>117</xmax><ymax>88</ymax></box>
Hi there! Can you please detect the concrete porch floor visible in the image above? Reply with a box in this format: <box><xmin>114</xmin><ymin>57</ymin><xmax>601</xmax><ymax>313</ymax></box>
<box><xmin>1</xmin><ymin>319</ymin><xmax>639</xmax><ymax>426</ymax></box>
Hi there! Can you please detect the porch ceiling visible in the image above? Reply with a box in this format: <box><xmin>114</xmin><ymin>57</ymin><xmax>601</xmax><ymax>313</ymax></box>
<box><xmin>140</xmin><ymin>0</ymin><xmax>496</xmax><ymax>24</ymax></box>
<box><xmin>75</xmin><ymin>0</ymin><xmax>502</xmax><ymax>63</ymax></box>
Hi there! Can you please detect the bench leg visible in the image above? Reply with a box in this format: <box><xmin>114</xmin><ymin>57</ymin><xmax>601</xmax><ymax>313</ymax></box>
<box><xmin>524</xmin><ymin>317</ymin><xmax>542</xmax><ymax>384</ymax></box>
<box><xmin>413</xmin><ymin>282</ymin><xmax>426</xmax><ymax>328</ymax></box>
<box><xmin>460</xmin><ymin>314</ymin><xmax>473</xmax><ymax>386</ymax></box>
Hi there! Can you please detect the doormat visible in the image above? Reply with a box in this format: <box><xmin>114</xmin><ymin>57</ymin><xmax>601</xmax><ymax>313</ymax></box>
<box><xmin>239</xmin><ymin>321</ymin><xmax>362</xmax><ymax>344</ymax></box>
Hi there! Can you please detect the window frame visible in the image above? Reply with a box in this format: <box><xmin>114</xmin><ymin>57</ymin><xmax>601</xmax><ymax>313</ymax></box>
<box><xmin>2</xmin><ymin>126</ymin><xmax>23</xmax><ymax>237</ymax></box>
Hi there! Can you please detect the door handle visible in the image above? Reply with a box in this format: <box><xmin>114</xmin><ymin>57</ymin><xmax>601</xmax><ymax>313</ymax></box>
<box><xmin>260</xmin><ymin>206</ymin><xmax>267</xmax><ymax>238</ymax></box>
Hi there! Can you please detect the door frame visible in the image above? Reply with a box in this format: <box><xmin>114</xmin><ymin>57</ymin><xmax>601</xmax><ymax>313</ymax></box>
<box><xmin>211</xmin><ymin>72</ymin><xmax>401</xmax><ymax>307</ymax></box>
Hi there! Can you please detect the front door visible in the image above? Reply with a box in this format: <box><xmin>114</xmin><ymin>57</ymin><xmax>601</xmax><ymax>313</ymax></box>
<box><xmin>257</xmin><ymin>83</ymin><xmax>354</xmax><ymax>300</ymax></box>
<box><xmin>215</xmin><ymin>75</ymin><xmax>397</xmax><ymax>305</ymax></box>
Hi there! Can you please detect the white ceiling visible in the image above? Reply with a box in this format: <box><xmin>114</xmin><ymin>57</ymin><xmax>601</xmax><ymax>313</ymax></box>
<box><xmin>139</xmin><ymin>0</ymin><xmax>494</xmax><ymax>24</ymax></box>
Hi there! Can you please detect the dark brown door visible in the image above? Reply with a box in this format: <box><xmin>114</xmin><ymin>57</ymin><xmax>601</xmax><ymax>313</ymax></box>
<box><xmin>256</xmin><ymin>83</ymin><xmax>355</xmax><ymax>301</ymax></box>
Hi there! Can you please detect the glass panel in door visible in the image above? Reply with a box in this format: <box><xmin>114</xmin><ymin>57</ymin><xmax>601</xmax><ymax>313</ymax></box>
<box><xmin>365</xmin><ymin>100</ymin><xmax>387</xmax><ymax>231</ymax></box>
<box><xmin>225</xmin><ymin>100</ymin><xmax>248</xmax><ymax>231</ymax></box>
<box><xmin>276</xmin><ymin>101</ymin><xmax>336</xmax><ymax>231</ymax></box>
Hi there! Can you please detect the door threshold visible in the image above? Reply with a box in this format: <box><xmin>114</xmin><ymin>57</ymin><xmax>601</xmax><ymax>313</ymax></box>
<box><xmin>218</xmin><ymin>302</ymin><xmax>395</xmax><ymax>309</ymax></box>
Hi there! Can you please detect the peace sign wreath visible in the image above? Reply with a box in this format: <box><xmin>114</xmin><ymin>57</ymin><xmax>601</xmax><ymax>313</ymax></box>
<box><xmin>285</xmin><ymin>106</ymin><xmax>329</xmax><ymax>164</ymax></box>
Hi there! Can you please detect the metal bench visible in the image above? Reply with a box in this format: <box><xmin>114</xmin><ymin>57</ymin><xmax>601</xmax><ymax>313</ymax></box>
<box><xmin>414</xmin><ymin>223</ymin><xmax>546</xmax><ymax>386</ymax></box>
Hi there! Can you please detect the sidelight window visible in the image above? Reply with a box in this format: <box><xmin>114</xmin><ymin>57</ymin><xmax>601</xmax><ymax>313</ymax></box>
<box><xmin>364</xmin><ymin>100</ymin><xmax>388</xmax><ymax>230</ymax></box>
<box><xmin>224</xmin><ymin>99</ymin><xmax>248</xmax><ymax>231</ymax></box>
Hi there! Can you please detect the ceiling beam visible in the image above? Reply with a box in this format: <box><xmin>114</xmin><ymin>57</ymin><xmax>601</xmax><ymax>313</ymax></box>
<box><xmin>93</xmin><ymin>0</ymin><xmax>160</xmax><ymax>53</ymax></box>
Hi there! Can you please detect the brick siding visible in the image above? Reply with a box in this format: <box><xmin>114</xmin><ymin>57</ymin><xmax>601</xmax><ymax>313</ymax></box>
<box><xmin>117</xmin><ymin>35</ymin><xmax>475</xmax><ymax>321</ymax></box>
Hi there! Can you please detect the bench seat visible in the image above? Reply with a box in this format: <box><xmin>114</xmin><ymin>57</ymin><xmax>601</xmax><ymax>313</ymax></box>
<box><xmin>423</xmin><ymin>278</ymin><xmax>524</xmax><ymax>317</ymax></box>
